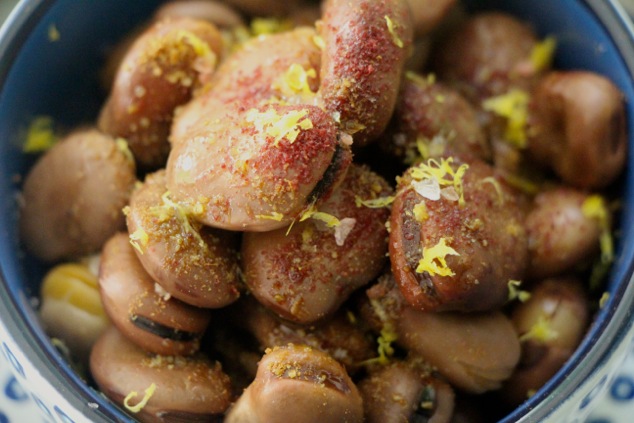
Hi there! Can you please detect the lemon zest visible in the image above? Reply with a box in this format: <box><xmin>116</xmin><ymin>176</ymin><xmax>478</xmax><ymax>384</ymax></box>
<box><xmin>129</xmin><ymin>229</ymin><xmax>149</xmax><ymax>255</ymax></box>
<box><xmin>530</xmin><ymin>36</ymin><xmax>557</xmax><ymax>73</ymax></box>
<box><xmin>507</xmin><ymin>279</ymin><xmax>531</xmax><ymax>302</ymax></box>
<box><xmin>519</xmin><ymin>316</ymin><xmax>558</xmax><ymax>343</ymax></box>
<box><xmin>410</xmin><ymin>157</ymin><xmax>469</xmax><ymax>206</ymax></box>
<box><xmin>23</xmin><ymin>116</ymin><xmax>57</xmax><ymax>153</ymax></box>
<box><xmin>150</xmin><ymin>191</ymin><xmax>206</xmax><ymax>249</ymax></box>
<box><xmin>250</xmin><ymin>17</ymin><xmax>293</xmax><ymax>36</ymax></box>
<box><xmin>48</xmin><ymin>24</ymin><xmax>60</xmax><ymax>42</ymax></box>
<box><xmin>272</xmin><ymin>63</ymin><xmax>317</xmax><ymax>99</ymax></box>
<box><xmin>300</xmin><ymin>206</ymin><xmax>341</xmax><ymax>228</ymax></box>
<box><xmin>581</xmin><ymin>195</ymin><xmax>614</xmax><ymax>264</ymax></box>
<box><xmin>482</xmin><ymin>89</ymin><xmax>530</xmax><ymax>148</ymax></box>
<box><xmin>354</xmin><ymin>195</ymin><xmax>395</xmax><ymax>209</ymax></box>
<box><xmin>416</xmin><ymin>238</ymin><xmax>459</xmax><ymax>277</ymax></box>
<box><xmin>246</xmin><ymin>107</ymin><xmax>313</xmax><ymax>146</ymax></box>
<box><xmin>479</xmin><ymin>176</ymin><xmax>505</xmax><ymax>205</ymax></box>
<box><xmin>124</xmin><ymin>383</ymin><xmax>157</xmax><ymax>413</ymax></box>
<box><xmin>599</xmin><ymin>292</ymin><xmax>610</xmax><ymax>309</ymax></box>
<box><xmin>256</xmin><ymin>212</ymin><xmax>284</xmax><ymax>221</ymax></box>
<box><xmin>413</xmin><ymin>202</ymin><xmax>429</xmax><ymax>222</ymax></box>
<box><xmin>360</xmin><ymin>299</ymin><xmax>397</xmax><ymax>366</ymax></box>
<box><xmin>385</xmin><ymin>15</ymin><xmax>403</xmax><ymax>48</ymax></box>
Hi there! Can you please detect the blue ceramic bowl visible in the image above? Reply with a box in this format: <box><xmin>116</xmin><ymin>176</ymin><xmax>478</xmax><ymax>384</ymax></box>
<box><xmin>1</xmin><ymin>0</ymin><xmax>634</xmax><ymax>422</ymax></box>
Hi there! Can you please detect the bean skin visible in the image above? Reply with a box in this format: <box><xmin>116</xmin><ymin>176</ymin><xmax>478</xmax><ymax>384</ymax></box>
<box><xmin>241</xmin><ymin>164</ymin><xmax>392</xmax><ymax>323</ymax></box>
<box><xmin>318</xmin><ymin>0</ymin><xmax>414</xmax><ymax>146</ymax></box>
<box><xmin>20</xmin><ymin>128</ymin><xmax>136</xmax><ymax>262</ymax></box>
<box><xmin>502</xmin><ymin>277</ymin><xmax>589</xmax><ymax>406</ymax></box>
<box><xmin>224</xmin><ymin>344</ymin><xmax>364</xmax><ymax>423</ymax></box>
<box><xmin>389</xmin><ymin>156</ymin><xmax>528</xmax><ymax>312</ymax></box>
<box><xmin>405</xmin><ymin>0</ymin><xmax>458</xmax><ymax>36</ymax></box>
<box><xmin>381</xmin><ymin>73</ymin><xmax>491</xmax><ymax>163</ymax></box>
<box><xmin>527</xmin><ymin>70</ymin><xmax>627</xmax><ymax>189</ymax></box>
<box><xmin>153</xmin><ymin>0</ymin><xmax>245</xmax><ymax>29</ymax></box>
<box><xmin>90</xmin><ymin>326</ymin><xmax>232</xmax><ymax>423</ymax></box>
<box><xmin>126</xmin><ymin>170</ymin><xmax>242</xmax><ymax>308</ymax></box>
<box><xmin>166</xmin><ymin>102</ymin><xmax>352</xmax><ymax>231</ymax></box>
<box><xmin>99</xmin><ymin>233</ymin><xmax>211</xmax><ymax>356</ymax></box>
<box><xmin>525</xmin><ymin>187</ymin><xmax>601</xmax><ymax>279</ymax></box>
<box><xmin>358</xmin><ymin>357</ymin><xmax>455</xmax><ymax>423</ymax></box>
<box><xmin>98</xmin><ymin>17</ymin><xmax>223</xmax><ymax>169</ymax></box>
<box><xmin>431</xmin><ymin>12</ymin><xmax>542</xmax><ymax>104</ymax></box>
<box><xmin>397</xmin><ymin>307</ymin><xmax>521</xmax><ymax>394</ymax></box>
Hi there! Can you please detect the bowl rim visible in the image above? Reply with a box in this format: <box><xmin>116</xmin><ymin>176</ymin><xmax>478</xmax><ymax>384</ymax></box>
<box><xmin>1</xmin><ymin>0</ymin><xmax>634</xmax><ymax>422</ymax></box>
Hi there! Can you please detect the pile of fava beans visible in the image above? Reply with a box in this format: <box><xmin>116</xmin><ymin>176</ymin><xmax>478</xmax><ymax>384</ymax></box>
<box><xmin>19</xmin><ymin>0</ymin><xmax>627</xmax><ymax>422</ymax></box>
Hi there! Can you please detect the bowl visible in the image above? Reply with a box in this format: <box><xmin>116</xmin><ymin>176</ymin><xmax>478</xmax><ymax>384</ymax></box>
<box><xmin>1</xmin><ymin>0</ymin><xmax>634</xmax><ymax>422</ymax></box>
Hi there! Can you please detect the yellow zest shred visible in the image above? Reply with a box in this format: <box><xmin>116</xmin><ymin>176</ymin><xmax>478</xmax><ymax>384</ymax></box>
<box><xmin>150</xmin><ymin>191</ymin><xmax>206</xmax><ymax>249</ymax></box>
<box><xmin>479</xmin><ymin>177</ymin><xmax>505</xmax><ymax>205</ymax></box>
<box><xmin>124</xmin><ymin>383</ymin><xmax>157</xmax><ymax>413</ymax></box>
<box><xmin>581</xmin><ymin>195</ymin><xmax>614</xmax><ymax>264</ymax></box>
<box><xmin>246</xmin><ymin>107</ymin><xmax>313</xmax><ymax>146</ymax></box>
<box><xmin>250</xmin><ymin>17</ymin><xmax>293</xmax><ymax>36</ymax></box>
<box><xmin>312</xmin><ymin>34</ymin><xmax>325</xmax><ymax>50</ymax></box>
<box><xmin>300</xmin><ymin>206</ymin><xmax>341</xmax><ymax>228</ymax></box>
<box><xmin>256</xmin><ymin>212</ymin><xmax>284</xmax><ymax>221</ymax></box>
<box><xmin>272</xmin><ymin>63</ymin><xmax>317</xmax><ymax>98</ymax></box>
<box><xmin>519</xmin><ymin>316</ymin><xmax>558</xmax><ymax>343</ymax></box>
<box><xmin>530</xmin><ymin>36</ymin><xmax>557</xmax><ymax>73</ymax></box>
<box><xmin>23</xmin><ymin>116</ymin><xmax>57</xmax><ymax>153</ymax></box>
<box><xmin>129</xmin><ymin>229</ymin><xmax>149</xmax><ymax>255</ymax></box>
<box><xmin>115</xmin><ymin>138</ymin><xmax>134</xmax><ymax>164</ymax></box>
<box><xmin>48</xmin><ymin>24</ymin><xmax>60</xmax><ymax>42</ymax></box>
<box><xmin>174</xmin><ymin>30</ymin><xmax>214</xmax><ymax>59</ymax></box>
<box><xmin>410</xmin><ymin>157</ymin><xmax>469</xmax><ymax>206</ymax></box>
<box><xmin>354</xmin><ymin>195</ymin><xmax>395</xmax><ymax>209</ymax></box>
<box><xmin>361</xmin><ymin>299</ymin><xmax>397</xmax><ymax>366</ymax></box>
<box><xmin>599</xmin><ymin>292</ymin><xmax>610</xmax><ymax>309</ymax></box>
<box><xmin>384</xmin><ymin>15</ymin><xmax>404</xmax><ymax>48</ymax></box>
<box><xmin>416</xmin><ymin>238</ymin><xmax>459</xmax><ymax>277</ymax></box>
<box><xmin>482</xmin><ymin>89</ymin><xmax>530</xmax><ymax>148</ymax></box>
<box><xmin>413</xmin><ymin>202</ymin><xmax>428</xmax><ymax>222</ymax></box>
<box><xmin>507</xmin><ymin>280</ymin><xmax>531</xmax><ymax>303</ymax></box>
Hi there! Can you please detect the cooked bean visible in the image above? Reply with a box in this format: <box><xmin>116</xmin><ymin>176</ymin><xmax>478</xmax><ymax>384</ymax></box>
<box><xmin>381</xmin><ymin>73</ymin><xmax>490</xmax><ymax>163</ymax></box>
<box><xmin>39</xmin><ymin>261</ymin><xmax>108</xmax><ymax>367</ymax></box>
<box><xmin>167</xmin><ymin>102</ymin><xmax>352</xmax><ymax>231</ymax></box>
<box><xmin>20</xmin><ymin>128</ymin><xmax>136</xmax><ymax>262</ymax></box>
<box><xmin>406</xmin><ymin>0</ymin><xmax>458</xmax><ymax>36</ymax></box>
<box><xmin>90</xmin><ymin>326</ymin><xmax>232</xmax><ymax>423</ymax></box>
<box><xmin>358</xmin><ymin>357</ymin><xmax>455</xmax><ymax>423</ymax></box>
<box><xmin>389</xmin><ymin>156</ymin><xmax>528</xmax><ymax>312</ymax></box>
<box><xmin>431</xmin><ymin>12</ymin><xmax>542</xmax><ymax>104</ymax></box>
<box><xmin>527</xmin><ymin>71</ymin><xmax>627</xmax><ymax>189</ymax></box>
<box><xmin>224</xmin><ymin>344</ymin><xmax>363</xmax><ymax>423</ymax></box>
<box><xmin>318</xmin><ymin>0</ymin><xmax>413</xmax><ymax>146</ymax></box>
<box><xmin>98</xmin><ymin>17</ymin><xmax>223</xmax><ymax>169</ymax></box>
<box><xmin>99</xmin><ymin>233</ymin><xmax>211</xmax><ymax>356</ymax></box>
<box><xmin>154</xmin><ymin>0</ymin><xmax>245</xmax><ymax>29</ymax></box>
<box><xmin>228</xmin><ymin>297</ymin><xmax>376</xmax><ymax>372</ymax></box>
<box><xmin>525</xmin><ymin>187</ymin><xmax>601</xmax><ymax>279</ymax></box>
<box><xmin>502</xmin><ymin>277</ymin><xmax>589</xmax><ymax>405</ymax></box>
<box><xmin>397</xmin><ymin>307</ymin><xmax>521</xmax><ymax>394</ymax></box>
<box><xmin>241</xmin><ymin>164</ymin><xmax>391</xmax><ymax>323</ymax></box>
<box><xmin>126</xmin><ymin>170</ymin><xmax>241</xmax><ymax>308</ymax></box>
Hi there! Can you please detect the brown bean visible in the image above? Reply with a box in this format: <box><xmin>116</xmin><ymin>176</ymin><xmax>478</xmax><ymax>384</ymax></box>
<box><xmin>431</xmin><ymin>12</ymin><xmax>542</xmax><ymax>104</ymax></box>
<box><xmin>405</xmin><ymin>0</ymin><xmax>458</xmax><ymax>36</ymax></box>
<box><xmin>397</xmin><ymin>308</ymin><xmax>521</xmax><ymax>394</ymax></box>
<box><xmin>381</xmin><ymin>73</ymin><xmax>491</xmax><ymax>163</ymax></box>
<box><xmin>126</xmin><ymin>170</ymin><xmax>241</xmax><ymax>308</ymax></box>
<box><xmin>227</xmin><ymin>297</ymin><xmax>376</xmax><ymax>373</ymax></box>
<box><xmin>99</xmin><ymin>233</ymin><xmax>211</xmax><ymax>356</ymax></box>
<box><xmin>20</xmin><ymin>128</ymin><xmax>136</xmax><ymax>262</ymax></box>
<box><xmin>358</xmin><ymin>357</ymin><xmax>455</xmax><ymax>423</ymax></box>
<box><xmin>389</xmin><ymin>156</ymin><xmax>528</xmax><ymax>312</ymax></box>
<box><xmin>90</xmin><ymin>326</ymin><xmax>232</xmax><ymax>423</ymax></box>
<box><xmin>502</xmin><ymin>277</ymin><xmax>589</xmax><ymax>405</ymax></box>
<box><xmin>98</xmin><ymin>17</ymin><xmax>223</xmax><ymax>169</ymax></box>
<box><xmin>241</xmin><ymin>164</ymin><xmax>392</xmax><ymax>323</ymax></box>
<box><xmin>527</xmin><ymin>71</ymin><xmax>627</xmax><ymax>189</ymax></box>
<box><xmin>318</xmin><ymin>0</ymin><xmax>414</xmax><ymax>146</ymax></box>
<box><xmin>224</xmin><ymin>344</ymin><xmax>364</xmax><ymax>423</ymax></box>
<box><xmin>166</xmin><ymin>102</ymin><xmax>352</xmax><ymax>231</ymax></box>
<box><xmin>525</xmin><ymin>187</ymin><xmax>601</xmax><ymax>279</ymax></box>
<box><xmin>154</xmin><ymin>0</ymin><xmax>245</xmax><ymax>29</ymax></box>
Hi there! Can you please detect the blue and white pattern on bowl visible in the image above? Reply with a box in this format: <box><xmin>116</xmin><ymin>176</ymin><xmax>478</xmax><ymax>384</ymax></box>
<box><xmin>1</xmin><ymin>0</ymin><xmax>634</xmax><ymax>422</ymax></box>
